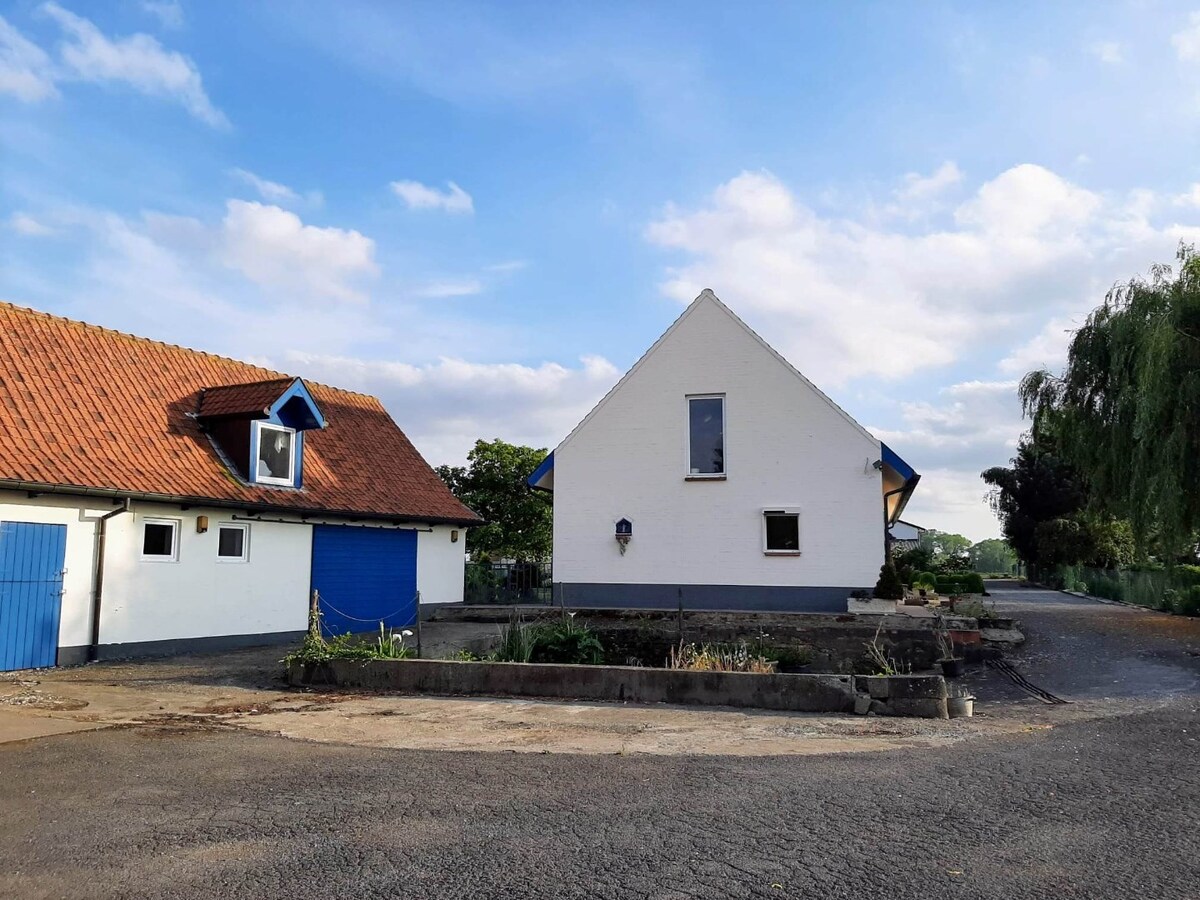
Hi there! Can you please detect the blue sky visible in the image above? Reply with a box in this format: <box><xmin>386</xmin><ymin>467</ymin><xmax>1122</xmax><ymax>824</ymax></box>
<box><xmin>4</xmin><ymin>1</ymin><xmax>1200</xmax><ymax>539</ymax></box>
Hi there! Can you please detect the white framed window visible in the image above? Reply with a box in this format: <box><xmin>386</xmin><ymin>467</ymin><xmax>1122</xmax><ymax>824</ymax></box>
<box><xmin>686</xmin><ymin>394</ymin><xmax>725</xmax><ymax>477</ymax></box>
<box><xmin>762</xmin><ymin>508</ymin><xmax>801</xmax><ymax>555</ymax></box>
<box><xmin>216</xmin><ymin>523</ymin><xmax>249</xmax><ymax>562</ymax></box>
<box><xmin>141</xmin><ymin>518</ymin><xmax>180</xmax><ymax>562</ymax></box>
<box><xmin>255</xmin><ymin>422</ymin><xmax>296</xmax><ymax>486</ymax></box>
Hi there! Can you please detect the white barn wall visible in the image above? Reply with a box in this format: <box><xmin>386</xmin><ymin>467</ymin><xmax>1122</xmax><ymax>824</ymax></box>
<box><xmin>2</xmin><ymin>490</ymin><xmax>466</xmax><ymax>662</ymax></box>
<box><xmin>417</xmin><ymin>525</ymin><xmax>467</xmax><ymax>606</ymax></box>
<box><xmin>98</xmin><ymin>503</ymin><xmax>312</xmax><ymax>647</ymax></box>
<box><xmin>553</xmin><ymin>297</ymin><xmax>885</xmax><ymax>603</ymax></box>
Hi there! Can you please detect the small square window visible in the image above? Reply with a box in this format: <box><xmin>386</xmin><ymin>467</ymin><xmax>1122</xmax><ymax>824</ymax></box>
<box><xmin>141</xmin><ymin>519</ymin><xmax>179</xmax><ymax>561</ymax></box>
<box><xmin>763</xmin><ymin>509</ymin><xmax>800</xmax><ymax>554</ymax></box>
<box><xmin>217</xmin><ymin>524</ymin><xmax>248</xmax><ymax>562</ymax></box>
<box><xmin>256</xmin><ymin>422</ymin><xmax>296</xmax><ymax>486</ymax></box>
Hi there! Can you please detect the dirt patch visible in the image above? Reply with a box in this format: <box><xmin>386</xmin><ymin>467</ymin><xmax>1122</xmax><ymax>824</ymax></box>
<box><xmin>0</xmin><ymin>691</ymin><xmax>89</xmax><ymax>711</ymax></box>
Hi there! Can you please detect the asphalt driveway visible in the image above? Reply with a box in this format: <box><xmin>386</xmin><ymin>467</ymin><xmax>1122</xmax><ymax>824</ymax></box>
<box><xmin>1</xmin><ymin>583</ymin><xmax>1198</xmax><ymax>899</ymax></box>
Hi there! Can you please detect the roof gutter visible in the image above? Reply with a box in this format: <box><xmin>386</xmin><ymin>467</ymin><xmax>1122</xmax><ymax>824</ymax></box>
<box><xmin>0</xmin><ymin>479</ymin><xmax>482</xmax><ymax>527</ymax></box>
<box><xmin>90</xmin><ymin>497</ymin><xmax>132</xmax><ymax>662</ymax></box>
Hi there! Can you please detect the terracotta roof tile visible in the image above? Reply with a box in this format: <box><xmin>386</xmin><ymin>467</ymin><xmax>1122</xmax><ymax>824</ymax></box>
<box><xmin>0</xmin><ymin>302</ymin><xmax>481</xmax><ymax>524</ymax></box>
<box><xmin>197</xmin><ymin>378</ymin><xmax>297</xmax><ymax>419</ymax></box>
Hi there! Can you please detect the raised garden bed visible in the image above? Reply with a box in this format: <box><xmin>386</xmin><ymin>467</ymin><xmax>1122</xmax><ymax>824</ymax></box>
<box><xmin>285</xmin><ymin>658</ymin><xmax>951</xmax><ymax>718</ymax></box>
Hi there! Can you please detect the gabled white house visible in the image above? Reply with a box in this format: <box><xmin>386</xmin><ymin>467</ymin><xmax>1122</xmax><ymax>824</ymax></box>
<box><xmin>529</xmin><ymin>290</ymin><xmax>919</xmax><ymax>612</ymax></box>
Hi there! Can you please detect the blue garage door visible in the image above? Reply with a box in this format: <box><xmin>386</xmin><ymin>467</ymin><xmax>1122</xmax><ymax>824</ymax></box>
<box><xmin>0</xmin><ymin>522</ymin><xmax>67</xmax><ymax>671</ymax></box>
<box><xmin>311</xmin><ymin>525</ymin><xmax>418</xmax><ymax>636</ymax></box>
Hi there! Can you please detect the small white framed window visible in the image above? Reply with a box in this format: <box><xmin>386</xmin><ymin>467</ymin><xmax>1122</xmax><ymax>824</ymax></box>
<box><xmin>141</xmin><ymin>518</ymin><xmax>180</xmax><ymax>562</ymax></box>
<box><xmin>762</xmin><ymin>508</ymin><xmax>801</xmax><ymax>555</ymax></box>
<box><xmin>216</xmin><ymin>523</ymin><xmax>249</xmax><ymax>562</ymax></box>
<box><xmin>686</xmin><ymin>394</ymin><xmax>725</xmax><ymax>477</ymax></box>
<box><xmin>255</xmin><ymin>422</ymin><xmax>296</xmax><ymax>486</ymax></box>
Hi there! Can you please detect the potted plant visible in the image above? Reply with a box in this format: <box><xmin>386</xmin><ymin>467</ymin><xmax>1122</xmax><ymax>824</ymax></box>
<box><xmin>934</xmin><ymin>618</ymin><xmax>964</xmax><ymax>677</ymax></box>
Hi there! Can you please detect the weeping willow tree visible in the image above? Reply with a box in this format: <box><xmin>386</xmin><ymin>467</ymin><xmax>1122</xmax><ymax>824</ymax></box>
<box><xmin>1020</xmin><ymin>245</ymin><xmax>1200</xmax><ymax>557</ymax></box>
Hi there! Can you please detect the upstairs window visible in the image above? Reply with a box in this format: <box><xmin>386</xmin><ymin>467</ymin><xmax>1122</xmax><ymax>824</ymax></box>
<box><xmin>141</xmin><ymin>518</ymin><xmax>179</xmax><ymax>562</ymax></box>
<box><xmin>256</xmin><ymin>422</ymin><xmax>296</xmax><ymax>486</ymax></box>
<box><xmin>763</xmin><ymin>509</ymin><xmax>800</xmax><ymax>554</ymax></box>
<box><xmin>687</xmin><ymin>395</ymin><xmax>725</xmax><ymax>476</ymax></box>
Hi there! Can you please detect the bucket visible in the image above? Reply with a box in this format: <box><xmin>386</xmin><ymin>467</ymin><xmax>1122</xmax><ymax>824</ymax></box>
<box><xmin>947</xmin><ymin>696</ymin><xmax>975</xmax><ymax>718</ymax></box>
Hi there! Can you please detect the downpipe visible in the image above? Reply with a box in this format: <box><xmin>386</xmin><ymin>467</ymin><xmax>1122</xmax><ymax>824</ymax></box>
<box><xmin>89</xmin><ymin>498</ymin><xmax>132</xmax><ymax>662</ymax></box>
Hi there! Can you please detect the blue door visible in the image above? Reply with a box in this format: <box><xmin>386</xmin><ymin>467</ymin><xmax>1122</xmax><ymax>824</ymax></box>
<box><xmin>0</xmin><ymin>522</ymin><xmax>67</xmax><ymax>671</ymax></box>
<box><xmin>310</xmin><ymin>525</ymin><xmax>418</xmax><ymax>636</ymax></box>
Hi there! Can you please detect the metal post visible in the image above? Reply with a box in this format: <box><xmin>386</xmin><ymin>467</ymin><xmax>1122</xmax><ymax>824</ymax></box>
<box><xmin>677</xmin><ymin>587</ymin><xmax>684</xmax><ymax>645</ymax></box>
<box><xmin>415</xmin><ymin>595</ymin><xmax>424</xmax><ymax>657</ymax></box>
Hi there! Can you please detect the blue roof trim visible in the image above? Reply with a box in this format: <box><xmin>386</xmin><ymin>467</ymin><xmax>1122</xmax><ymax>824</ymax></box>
<box><xmin>881</xmin><ymin>443</ymin><xmax>916</xmax><ymax>483</ymax></box>
<box><xmin>528</xmin><ymin>451</ymin><xmax>554</xmax><ymax>492</ymax></box>
<box><xmin>269</xmin><ymin>378</ymin><xmax>326</xmax><ymax>431</ymax></box>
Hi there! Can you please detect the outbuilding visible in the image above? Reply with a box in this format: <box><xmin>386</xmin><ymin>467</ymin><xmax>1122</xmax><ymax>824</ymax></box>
<box><xmin>0</xmin><ymin>302</ymin><xmax>479</xmax><ymax>671</ymax></box>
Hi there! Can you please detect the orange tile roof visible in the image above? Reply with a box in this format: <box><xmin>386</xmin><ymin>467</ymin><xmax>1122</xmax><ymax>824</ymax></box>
<box><xmin>0</xmin><ymin>301</ymin><xmax>481</xmax><ymax>524</ymax></box>
<box><xmin>197</xmin><ymin>378</ymin><xmax>297</xmax><ymax>419</ymax></box>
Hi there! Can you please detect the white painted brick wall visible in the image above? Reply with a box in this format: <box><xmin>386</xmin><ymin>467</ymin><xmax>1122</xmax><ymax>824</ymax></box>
<box><xmin>553</xmin><ymin>296</ymin><xmax>885</xmax><ymax>588</ymax></box>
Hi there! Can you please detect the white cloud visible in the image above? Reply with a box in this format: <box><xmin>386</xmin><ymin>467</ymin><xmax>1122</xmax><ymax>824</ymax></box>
<box><xmin>41</xmin><ymin>2</ymin><xmax>227</xmax><ymax>127</ymax></box>
<box><xmin>485</xmin><ymin>259</ymin><xmax>529</xmax><ymax>273</ymax></box>
<box><xmin>216</xmin><ymin>200</ymin><xmax>377</xmax><ymax>303</ymax></box>
<box><xmin>285</xmin><ymin>352</ymin><xmax>620</xmax><ymax>465</ymax></box>
<box><xmin>412</xmin><ymin>278</ymin><xmax>483</xmax><ymax>298</ymax></box>
<box><xmin>7</xmin><ymin>212</ymin><xmax>56</xmax><ymax>236</ymax></box>
<box><xmin>897</xmin><ymin>161</ymin><xmax>963</xmax><ymax>202</ymax></box>
<box><xmin>390</xmin><ymin>179</ymin><xmax>474</xmax><ymax>214</ymax></box>
<box><xmin>0</xmin><ymin>15</ymin><xmax>57</xmax><ymax>101</ymax></box>
<box><xmin>999</xmin><ymin>316</ymin><xmax>1078</xmax><ymax>375</ymax></box>
<box><xmin>1088</xmin><ymin>40</ymin><xmax>1123</xmax><ymax>64</ymax></box>
<box><xmin>1174</xmin><ymin>183</ymin><xmax>1200</xmax><ymax>208</ymax></box>
<box><xmin>1172</xmin><ymin>11</ymin><xmax>1200</xmax><ymax>61</ymax></box>
<box><xmin>141</xmin><ymin>1</ymin><xmax>184</xmax><ymax>30</ymax></box>
<box><xmin>644</xmin><ymin>164</ymin><xmax>1176</xmax><ymax>386</ymax></box>
<box><xmin>230</xmin><ymin>168</ymin><xmax>301</xmax><ymax>205</ymax></box>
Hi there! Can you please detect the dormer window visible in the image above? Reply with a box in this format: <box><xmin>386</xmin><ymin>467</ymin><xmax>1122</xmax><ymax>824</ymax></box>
<box><xmin>196</xmin><ymin>376</ymin><xmax>326</xmax><ymax>490</ymax></box>
<box><xmin>255</xmin><ymin>422</ymin><xmax>296</xmax><ymax>486</ymax></box>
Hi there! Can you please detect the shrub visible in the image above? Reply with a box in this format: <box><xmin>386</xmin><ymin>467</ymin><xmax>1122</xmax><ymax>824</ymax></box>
<box><xmin>1159</xmin><ymin>589</ymin><xmax>1180</xmax><ymax>613</ymax></box>
<box><xmin>282</xmin><ymin>623</ymin><xmax>414</xmax><ymax>665</ymax></box>
<box><xmin>493</xmin><ymin>614</ymin><xmax>607</xmax><ymax>665</ymax></box>
<box><xmin>529</xmin><ymin>616</ymin><xmax>605</xmax><ymax>665</ymax></box>
<box><xmin>913</xmin><ymin>571</ymin><xmax>938</xmax><ymax>590</ymax></box>
<box><xmin>964</xmin><ymin>573</ymin><xmax>986</xmax><ymax>594</ymax></box>
<box><xmin>874</xmin><ymin>563</ymin><xmax>905</xmax><ymax>600</ymax></box>
<box><xmin>1177</xmin><ymin>586</ymin><xmax>1200</xmax><ymax>616</ymax></box>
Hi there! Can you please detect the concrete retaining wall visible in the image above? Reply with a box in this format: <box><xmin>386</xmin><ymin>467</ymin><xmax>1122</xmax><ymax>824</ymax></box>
<box><xmin>286</xmin><ymin>658</ymin><xmax>952</xmax><ymax>718</ymax></box>
<box><xmin>288</xmin><ymin>658</ymin><xmax>857</xmax><ymax>713</ymax></box>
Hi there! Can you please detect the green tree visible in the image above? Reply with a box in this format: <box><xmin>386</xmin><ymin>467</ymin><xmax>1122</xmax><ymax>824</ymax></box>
<box><xmin>1019</xmin><ymin>246</ymin><xmax>1200</xmax><ymax>555</ymax></box>
<box><xmin>981</xmin><ymin>431</ymin><xmax>1087</xmax><ymax>570</ymax></box>
<box><xmin>436</xmin><ymin>439</ymin><xmax>552</xmax><ymax>562</ymax></box>
<box><xmin>918</xmin><ymin>529</ymin><xmax>972</xmax><ymax>571</ymax></box>
<box><xmin>969</xmin><ymin>538</ymin><xmax>1017</xmax><ymax>574</ymax></box>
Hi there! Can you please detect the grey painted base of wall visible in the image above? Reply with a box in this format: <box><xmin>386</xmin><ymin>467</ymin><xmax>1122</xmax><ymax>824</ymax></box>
<box><xmin>554</xmin><ymin>582</ymin><xmax>857</xmax><ymax>613</ymax></box>
<box><xmin>58</xmin><ymin>630</ymin><xmax>305</xmax><ymax>667</ymax></box>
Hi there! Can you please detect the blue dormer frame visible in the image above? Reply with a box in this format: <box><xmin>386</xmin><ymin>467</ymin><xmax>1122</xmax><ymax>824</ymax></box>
<box><xmin>247</xmin><ymin>379</ymin><xmax>325</xmax><ymax>489</ymax></box>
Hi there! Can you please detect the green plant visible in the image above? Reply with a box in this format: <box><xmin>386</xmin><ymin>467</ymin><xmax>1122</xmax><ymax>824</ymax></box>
<box><xmin>863</xmin><ymin>621</ymin><xmax>904</xmax><ymax>676</ymax></box>
<box><xmin>1159</xmin><ymin>589</ymin><xmax>1180</xmax><ymax>613</ymax></box>
<box><xmin>873</xmin><ymin>563</ymin><xmax>905</xmax><ymax>600</ymax></box>
<box><xmin>668</xmin><ymin>642</ymin><xmax>777</xmax><ymax>673</ymax></box>
<box><xmin>933</xmin><ymin>619</ymin><xmax>956</xmax><ymax>661</ymax></box>
<box><xmin>493</xmin><ymin>614</ymin><xmax>539</xmax><ymax>662</ymax></box>
<box><xmin>912</xmin><ymin>571</ymin><xmax>938</xmax><ymax>590</ymax></box>
<box><xmin>372</xmin><ymin>622</ymin><xmax>415</xmax><ymax>659</ymax></box>
<box><xmin>964</xmin><ymin>573</ymin><xmax>986</xmax><ymax>594</ymax></box>
<box><xmin>447</xmin><ymin>648</ymin><xmax>482</xmax><ymax>661</ymax></box>
<box><xmin>1177</xmin><ymin>586</ymin><xmax>1200</xmax><ymax>616</ymax></box>
<box><xmin>529</xmin><ymin>615</ymin><xmax>605</xmax><ymax>665</ymax></box>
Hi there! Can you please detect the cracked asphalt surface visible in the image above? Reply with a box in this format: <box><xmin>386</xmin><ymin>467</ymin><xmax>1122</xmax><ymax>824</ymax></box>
<box><xmin>2</xmin><ymin>583</ymin><xmax>1199</xmax><ymax>899</ymax></box>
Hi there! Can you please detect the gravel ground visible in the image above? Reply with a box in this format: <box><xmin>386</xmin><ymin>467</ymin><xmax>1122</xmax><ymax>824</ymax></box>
<box><xmin>1</xmin><ymin>583</ymin><xmax>1197</xmax><ymax>899</ymax></box>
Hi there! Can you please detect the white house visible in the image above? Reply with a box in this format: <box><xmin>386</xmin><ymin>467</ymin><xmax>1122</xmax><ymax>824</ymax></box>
<box><xmin>528</xmin><ymin>290</ymin><xmax>919</xmax><ymax>612</ymax></box>
<box><xmin>0</xmin><ymin>302</ymin><xmax>479</xmax><ymax>672</ymax></box>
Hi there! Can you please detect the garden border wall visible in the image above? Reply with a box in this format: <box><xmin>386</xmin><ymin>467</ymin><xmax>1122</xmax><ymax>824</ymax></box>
<box><xmin>286</xmin><ymin>658</ymin><xmax>949</xmax><ymax>718</ymax></box>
